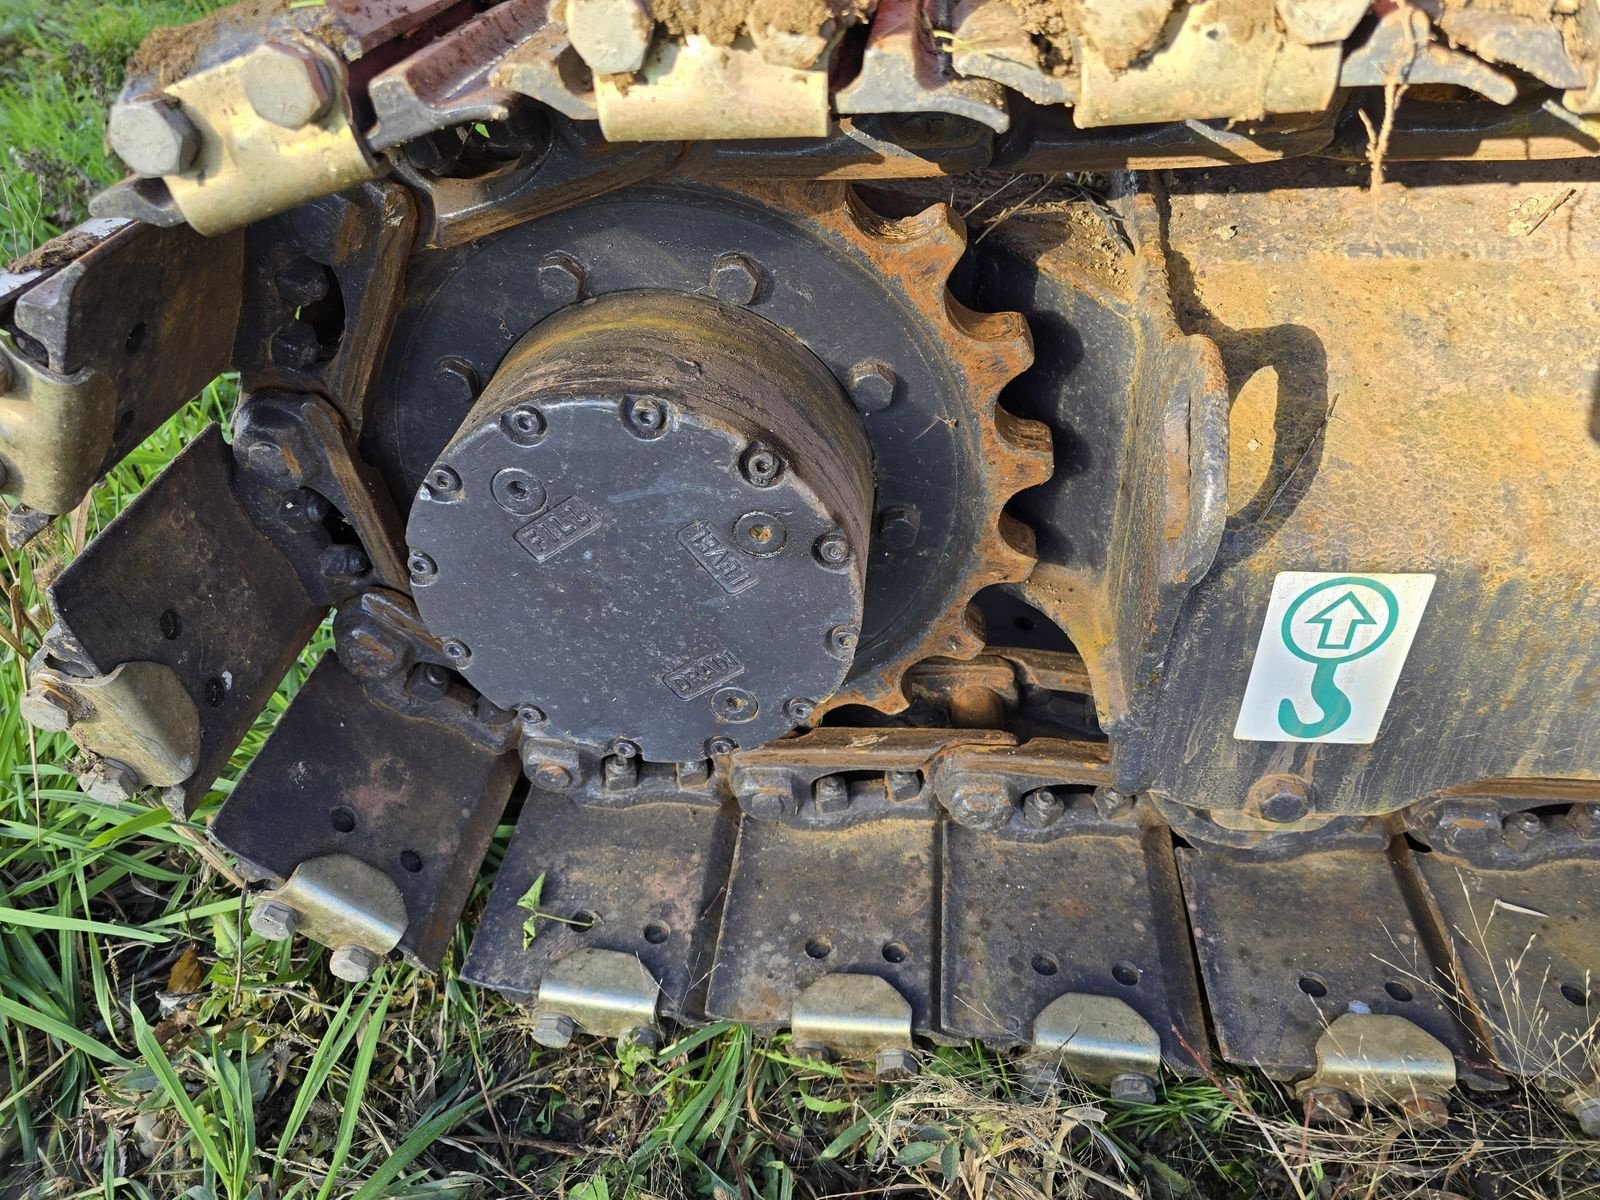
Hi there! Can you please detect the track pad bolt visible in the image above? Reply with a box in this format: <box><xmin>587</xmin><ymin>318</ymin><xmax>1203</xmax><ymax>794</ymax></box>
<box><xmin>80</xmin><ymin>759</ymin><xmax>141</xmax><ymax>803</ymax></box>
<box><xmin>1396</xmin><ymin>1091</ymin><xmax>1451</xmax><ymax>1128</ymax></box>
<box><xmin>945</xmin><ymin>777</ymin><xmax>1013</xmax><ymax>832</ymax></box>
<box><xmin>886</xmin><ymin>770</ymin><xmax>922</xmax><ymax>802</ymax></box>
<box><xmin>249</xmin><ymin>899</ymin><xmax>301</xmax><ymax>941</ymax></box>
<box><xmin>813</xmin><ymin>775</ymin><xmax>850</xmax><ymax>815</ymax></box>
<box><xmin>602</xmin><ymin>753</ymin><xmax>639</xmax><ymax>791</ymax></box>
<box><xmin>1022</xmin><ymin>788</ymin><xmax>1064</xmax><ymax>829</ymax></box>
<box><xmin>1108</xmin><ymin>1072</ymin><xmax>1157</xmax><ymax>1106</ymax></box>
<box><xmin>876</xmin><ymin>504</ymin><xmax>921</xmax><ymax>550</ymax></box>
<box><xmin>329</xmin><ymin>944</ymin><xmax>380</xmax><ymax>983</ymax></box>
<box><xmin>565</xmin><ymin>0</ymin><xmax>655</xmax><ymax>76</ymax></box>
<box><xmin>1247</xmin><ymin>773</ymin><xmax>1313</xmax><ymax>824</ymax></box>
<box><xmin>847</xmin><ymin>361</ymin><xmax>897</xmax><ymax>413</ymax></box>
<box><xmin>1501</xmin><ymin>810</ymin><xmax>1544</xmax><ymax>852</ymax></box>
<box><xmin>710</xmin><ymin>253</ymin><xmax>762</xmax><ymax>305</ymax></box>
<box><xmin>107</xmin><ymin>98</ymin><xmax>198</xmax><ymax>178</ymax></box>
<box><xmin>1091</xmin><ymin>786</ymin><xmax>1133</xmax><ymax>818</ymax></box>
<box><xmin>533</xmin><ymin>1011</ymin><xmax>577</xmax><ymax>1048</ymax></box>
<box><xmin>1302</xmin><ymin>1086</ymin><xmax>1353</xmax><ymax>1124</ymax></box>
<box><xmin>875</xmin><ymin>1048</ymin><xmax>918</xmax><ymax>1079</ymax></box>
<box><xmin>1565</xmin><ymin>805</ymin><xmax>1600</xmax><ymax>841</ymax></box>
<box><xmin>1564</xmin><ymin>1094</ymin><xmax>1600</xmax><ymax>1137</ymax></box>
<box><xmin>20</xmin><ymin>683</ymin><xmax>77</xmax><ymax>733</ymax></box>
<box><xmin>244</xmin><ymin>41</ymin><xmax>335</xmax><ymax>129</ymax></box>
<box><xmin>538</xmin><ymin>252</ymin><xmax>587</xmax><ymax>304</ymax></box>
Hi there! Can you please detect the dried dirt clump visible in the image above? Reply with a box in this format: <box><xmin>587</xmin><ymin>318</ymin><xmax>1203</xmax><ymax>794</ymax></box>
<box><xmin>650</xmin><ymin>0</ymin><xmax>870</xmax><ymax>43</ymax></box>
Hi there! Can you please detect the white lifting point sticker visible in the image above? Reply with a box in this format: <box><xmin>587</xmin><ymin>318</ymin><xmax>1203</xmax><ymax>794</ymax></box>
<box><xmin>1234</xmin><ymin>572</ymin><xmax>1436</xmax><ymax>744</ymax></box>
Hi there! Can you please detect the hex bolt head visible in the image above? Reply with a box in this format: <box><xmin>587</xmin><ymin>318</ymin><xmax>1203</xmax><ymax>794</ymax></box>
<box><xmin>847</xmin><ymin>361</ymin><xmax>897</xmax><ymax>413</ymax></box>
<box><xmin>1397</xmin><ymin>1091</ymin><xmax>1451</xmax><ymax>1128</ymax></box>
<box><xmin>244</xmin><ymin>41</ymin><xmax>335</xmax><ymax>129</ymax></box>
<box><xmin>739</xmin><ymin>442</ymin><xmax>784</xmax><ymax>487</ymax></box>
<box><xmin>533</xmin><ymin>1011</ymin><xmax>577</xmax><ymax>1048</ymax></box>
<box><xmin>341</xmin><ymin>626</ymin><xmax>404</xmax><ymax>680</ymax></box>
<box><xmin>1302</xmin><ymin>1085</ymin><xmax>1354</xmax><ymax>1124</ymax></box>
<box><xmin>1108</xmin><ymin>1072</ymin><xmax>1158</xmax><ymax>1105</ymax></box>
<box><xmin>271</xmin><ymin>320</ymin><xmax>322</xmax><ymax>370</ymax></box>
<box><xmin>408</xmin><ymin>550</ymin><xmax>439</xmax><ymax>585</ymax></box>
<box><xmin>319</xmin><ymin>543</ymin><xmax>369</xmax><ymax>580</ymax></box>
<box><xmin>677</xmin><ymin>758</ymin><xmax>713</xmax><ymax>786</ymax></box>
<box><xmin>946</xmin><ymin>780</ymin><xmax>1013</xmax><ymax>832</ymax></box>
<box><xmin>1091</xmin><ymin>786</ymin><xmax>1133</xmax><ymax>818</ymax></box>
<box><xmin>275</xmin><ymin>257</ymin><xmax>333</xmax><ymax>307</ymax></box>
<box><xmin>1022</xmin><ymin>787</ymin><xmax>1065</xmax><ymax>829</ymax></box>
<box><xmin>825</xmin><ymin>625</ymin><xmax>859</xmax><ymax>660</ymax></box>
<box><xmin>1566</xmin><ymin>1094</ymin><xmax>1600</xmax><ymax>1137</ymax></box>
<box><xmin>875</xmin><ymin>1047</ymin><xmax>918</xmax><ymax>1079</ymax></box>
<box><xmin>886</xmin><ymin>769</ymin><xmax>922</xmax><ymax>802</ymax></box>
<box><xmin>533</xmin><ymin>761</ymin><xmax>576</xmax><ymax>791</ymax></box>
<box><xmin>329</xmin><ymin>944</ymin><xmax>380</xmax><ymax>983</ymax></box>
<box><xmin>710</xmin><ymin>253</ymin><xmax>762</xmax><ymax>305</ymax></box>
<box><xmin>791</xmin><ymin>1040</ymin><xmax>831</xmax><ymax>1065</ymax></box>
<box><xmin>107</xmin><ymin>98</ymin><xmax>199</xmax><ymax>178</ymax></box>
<box><xmin>20</xmin><ymin>684</ymin><xmax>76</xmax><ymax>733</ymax></box>
<box><xmin>1502</xmin><ymin>810</ymin><xmax>1545</xmax><ymax>852</ymax></box>
<box><xmin>620</xmin><ymin>1025</ymin><xmax>659</xmax><ymax>1055</ymax></box>
<box><xmin>876</xmin><ymin>504</ymin><xmax>921</xmax><ymax>550</ymax></box>
<box><xmin>746</xmin><ymin>787</ymin><xmax>791</xmax><ymax>821</ymax></box>
<box><xmin>783</xmin><ymin>697</ymin><xmax>816</xmax><ymax>724</ymax></box>
<box><xmin>565</xmin><ymin>0</ymin><xmax>655</xmax><ymax>75</ymax></box>
<box><xmin>249</xmin><ymin>899</ymin><xmax>301</xmax><ymax>941</ymax></box>
<box><xmin>81</xmin><ymin>759</ymin><xmax>141</xmax><ymax>803</ymax></box>
<box><xmin>537</xmin><ymin>252</ymin><xmax>587</xmax><ymax>304</ymax></box>
<box><xmin>1566</xmin><ymin>805</ymin><xmax>1600</xmax><ymax>841</ymax></box>
<box><xmin>813</xmin><ymin>774</ymin><xmax>850</xmax><ymax>815</ymax></box>
<box><xmin>1247</xmin><ymin>772</ymin><xmax>1314</xmax><ymax>824</ymax></box>
<box><xmin>813</xmin><ymin>529</ymin><xmax>852</xmax><ymax>567</ymax></box>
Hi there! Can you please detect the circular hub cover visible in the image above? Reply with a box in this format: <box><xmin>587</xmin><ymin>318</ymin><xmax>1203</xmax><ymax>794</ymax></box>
<box><xmin>405</xmin><ymin>291</ymin><xmax>874</xmax><ymax>761</ymax></box>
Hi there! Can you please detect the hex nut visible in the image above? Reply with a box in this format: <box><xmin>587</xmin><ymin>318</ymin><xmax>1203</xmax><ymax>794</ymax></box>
<box><xmin>710</xmin><ymin>253</ymin><xmax>762</xmax><ymax>305</ymax></box>
<box><xmin>81</xmin><ymin>759</ymin><xmax>141</xmax><ymax>804</ymax></box>
<box><xmin>876</xmin><ymin>504</ymin><xmax>921</xmax><ymax>550</ymax></box>
<box><xmin>1502</xmin><ymin>810</ymin><xmax>1545</xmax><ymax>852</ymax></box>
<box><xmin>244</xmin><ymin>41</ymin><xmax>335</xmax><ymax>129</ymax></box>
<box><xmin>745</xmin><ymin>787</ymin><xmax>792</xmax><ymax>820</ymax></box>
<box><xmin>847</xmin><ymin>361</ymin><xmax>897</xmax><ymax>413</ymax></box>
<box><xmin>1022</xmin><ymin>787</ymin><xmax>1065</xmax><ymax>829</ymax></box>
<box><xmin>275</xmin><ymin>257</ymin><xmax>333</xmax><ymax>307</ymax></box>
<box><xmin>320</xmin><ymin>543</ymin><xmax>370</xmax><ymax>580</ymax></box>
<box><xmin>620</xmin><ymin>1025</ymin><xmax>659</xmax><ymax>1055</ymax></box>
<box><xmin>875</xmin><ymin>1047</ymin><xmax>918</xmax><ymax>1079</ymax></box>
<box><xmin>813</xmin><ymin>775</ymin><xmax>850</xmax><ymax>815</ymax></box>
<box><xmin>19</xmin><ymin>684</ymin><xmax>76</xmax><ymax>733</ymax></box>
<box><xmin>886</xmin><ymin>769</ymin><xmax>922</xmax><ymax>803</ymax></box>
<box><xmin>677</xmin><ymin>758</ymin><xmax>713</xmax><ymax>786</ymax></box>
<box><xmin>1397</xmin><ymin>1091</ymin><xmax>1451</xmax><ymax>1128</ymax></box>
<box><xmin>1091</xmin><ymin>785</ymin><xmax>1133</xmax><ymax>818</ymax></box>
<box><xmin>1302</xmin><ymin>1085</ymin><xmax>1354</xmax><ymax>1124</ymax></box>
<box><xmin>1108</xmin><ymin>1072</ymin><xmax>1157</xmax><ymax>1105</ymax></box>
<box><xmin>750</xmin><ymin>21</ymin><xmax>831</xmax><ymax>68</ymax></box>
<box><xmin>271</xmin><ymin>321</ymin><xmax>322</xmax><ymax>370</ymax></box>
<box><xmin>1247</xmin><ymin>772</ymin><xmax>1314</xmax><ymax>824</ymax></box>
<box><xmin>945</xmin><ymin>779</ymin><xmax>1013</xmax><ymax>832</ymax></box>
<box><xmin>329</xmin><ymin>944</ymin><xmax>380</xmax><ymax>983</ymax></box>
<box><xmin>107</xmin><ymin>98</ymin><xmax>199</xmax><ymax>178</ymax></box>
<box><xmin>602</xmin><ymin>753</ymin><xmax>639</xmax><ymax>791</ymax></box>
<box><xmin>249</xmin><ymin>899</ymin><xmax>301</xmax><ymax>941</ymax></box>
<box><xmin>566</xmin><ymin>0</ymin><xmax>656</xmax><ymax>75</ymax></box>
<box><xmin>1566</xmin><ymin>805</ymin><xmax>1600</xmax><ymax>841</ymax></box>
<box><xmin>538</xmin><ymin>252</ymin><xmax>586</xmax><ymax>304</ymax></box>
<box><xmin>1566</xmin><ymin>1094</ymin><xmax>1600</xmax><ymax>1137</ymax></box>
<box><xmin>533</xmin><ymin>1011</ymin><xmax>577</xmax><ymax>1048</ymax></box>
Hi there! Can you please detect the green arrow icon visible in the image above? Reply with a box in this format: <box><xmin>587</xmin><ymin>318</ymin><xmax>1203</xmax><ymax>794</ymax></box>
<box><xmin>1305</xmin><ymin>590</ymin><xmax>1376</xmax><ymax>651</ymax></box>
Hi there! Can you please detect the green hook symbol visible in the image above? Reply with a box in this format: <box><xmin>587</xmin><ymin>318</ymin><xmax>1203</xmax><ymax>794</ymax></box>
<box><xmin>1275</xmin><ymin>576</ymin><xmax>1400</xmax><ymax>740</ymax></box>
<box><xmin>1277</xmin><ymin>661</ymin><xmax>1352</xmax><ymax>738</ymax></box>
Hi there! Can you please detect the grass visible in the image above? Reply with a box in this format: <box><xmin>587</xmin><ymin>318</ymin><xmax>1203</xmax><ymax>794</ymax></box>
<box><xmin>1</xmin><ymin>3</ymin><xmax>1599</xmax><ymax>1197</ymax></box>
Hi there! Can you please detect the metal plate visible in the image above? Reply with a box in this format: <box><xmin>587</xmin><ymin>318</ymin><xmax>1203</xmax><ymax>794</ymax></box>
<box><xmin>46</xmin><ymin>425</ymin><xmax>322</xmax><ymax>815</ymax></box>
<box><xmin>1412</xmin><ymin>851</ymin><xmax>1600</xmax><ymax>1082</ymax></box>
<box><xmin>1178</xmin><ymin>843</ymin><xmax>1486</xmax><ymax>1080</ymax></box>
<box><xmin>707</xmin><ymin>817</ymin><xmax>938</xmax><ymax>1034</ymax></box>
<box><xmin>941</xmin><ymin>824</ymin><xmax>1208</xmax><ymax>1072</ymax></box>
<box><xmin>462</xmin><ymin>795</ymin><xmax>736</xmax><ymax>1019</ymax></box>
<box><xmin>212</xmin><ymin>653</ymin><xmax>519</xmax><ymax>969</ymax></box>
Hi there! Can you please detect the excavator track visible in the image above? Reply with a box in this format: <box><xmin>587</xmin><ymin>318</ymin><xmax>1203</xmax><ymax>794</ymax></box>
<box><xmin>4</xmin><ymin>0</ymin><xmax>1600</xmax><ymax>1136</ymax></box>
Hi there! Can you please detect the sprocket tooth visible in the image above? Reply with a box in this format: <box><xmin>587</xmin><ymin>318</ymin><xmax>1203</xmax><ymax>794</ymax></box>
<box><xmin>993</xmin><ymin>409</ymin><xmax>1055</xmax><ymax>489</ymax></box>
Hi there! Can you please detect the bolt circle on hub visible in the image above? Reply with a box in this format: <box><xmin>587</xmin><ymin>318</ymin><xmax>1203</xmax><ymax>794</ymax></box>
<box><xmin>406</xmin><ymin>291</ymin><xmax>873</xmax><ymax>762</ymax></box>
